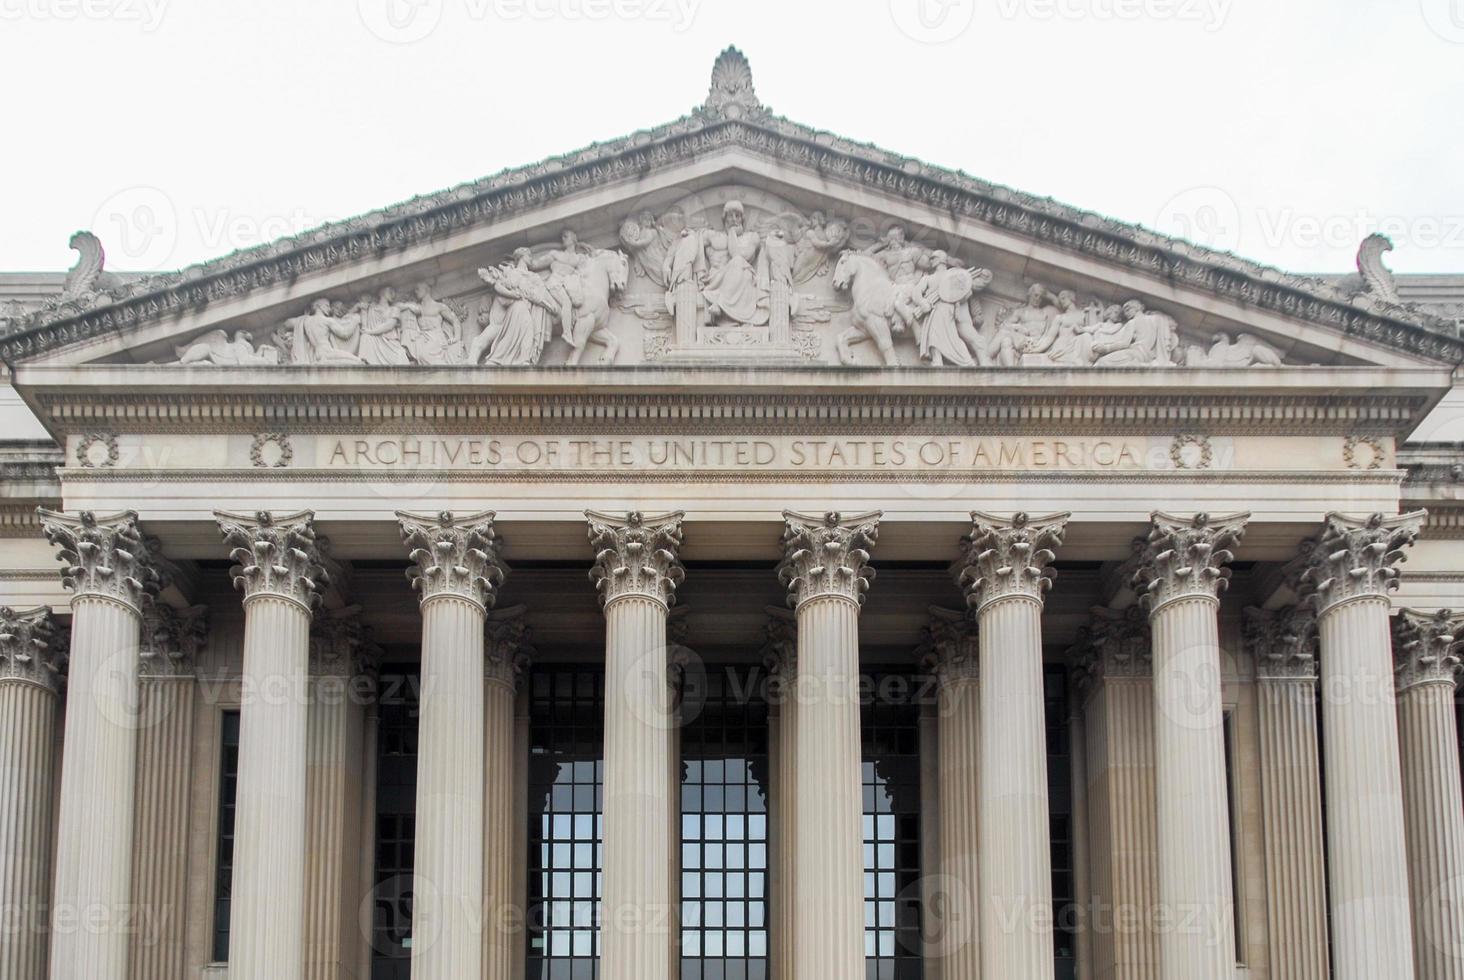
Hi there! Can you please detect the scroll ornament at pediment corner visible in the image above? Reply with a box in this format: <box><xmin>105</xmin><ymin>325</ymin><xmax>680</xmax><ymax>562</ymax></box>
<box><xmin>155</xmin><ymin>209</ymin><xmax>1292</xmax><ymax>371</ymax></box>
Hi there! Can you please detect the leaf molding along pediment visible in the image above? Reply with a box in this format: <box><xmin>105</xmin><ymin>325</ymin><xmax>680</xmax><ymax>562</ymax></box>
<box><xmin>4</xmin><ymin>46</ymin><xmax>1459</xmax><ymax>372</ymax></box>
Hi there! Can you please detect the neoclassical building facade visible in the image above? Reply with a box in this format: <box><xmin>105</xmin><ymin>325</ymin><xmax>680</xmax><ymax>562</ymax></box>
<box><xmin>1</xmin><ymin>48</ymin><xmax>1463</xmax><ymax>980</ymax></box>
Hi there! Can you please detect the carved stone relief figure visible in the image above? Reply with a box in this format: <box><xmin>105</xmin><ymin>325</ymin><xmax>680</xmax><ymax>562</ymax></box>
<box><xmin>469</xmin><ymin>259</ymin><xmax>559</xmax><ymax>366</ymax></box>
<box><xmin>173</xmin><ymin>329</ymin><xmax>281</xmax><ymax>366</ymax></box>
<box><xmin>359</xmin><ymin>288</ymin><xmax>410</xmax><ymax>366</ymax></box>
<box><xmin>284</xmin><ymin>299</ymin><xmax>364</xmax><ymax>365</ymax></box>
<box><xmin>700</xmin><ymin>200</ymin><xmax>768</xmax><ymax>328</ymax></box>
<box><xmin>399</xmin><ymin>284</ymin><xmax>465</xmax><ymax>365</ymax></box>
<box><xmin>1183</xmin><ymin>332</ymin><xmax>1284</xmax><ymax>367</ymax></box>
<box><xmin>912</xmin><ymin>251</ymin><xmax>992</xmax><ymax>367</ymax></box>
<box><xmin>1092</xmin><ymin>300</ymin><xmax>1180</xmax><ymax>367</ymax></box>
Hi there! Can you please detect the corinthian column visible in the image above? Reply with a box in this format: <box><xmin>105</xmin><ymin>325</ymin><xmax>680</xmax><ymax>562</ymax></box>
<box><xmin>1136</xmin><ymin>511</ymin><xmax>1247</xmax><ymax>979</ymax></box>
<box><xmin>1393</xmin><ymin>608</ymin><xmax>1464</xmax><ymax>978</ymax></box>
<box><xmin>130</xmin><ymin>603</ymin><xmax>207</xmax><ymax>980</ymax></box>
<box><xmin>397</xmin><ymin>510</ymin><xmax>508</xmax><ymax>980</ymax></box>
<box><xmin>919</xmin><ymin>607</ymin><xmax>981</xmax><ymax>974</ymax></box>
<box><xmin>957</xmin><ymin>511</ymin><xmax>1068</xmax><ymax>980</ymax></box>
<box><xmin>1245</xmin><ymin>606</ymin><xmax>1330</xmax><ymax>980</ymax></box>
<box><xmin>484</xmin><ymin>608</ymin><xmax>531</xmax><ymax>980</ymax></box>
<box><xmin>762</xmin><ymin>611</ymin><xmax>797</xmax><ymax>980</ymax></box>
<box><xmin>40</xmin><ymin>509</ymin><xmax>164</xmax><ymax>980</ymax></box>
<box><xmin>304</xmin><ymin>613</ymin><xmax>375</xmax><ymax>980</ymax></box>
<box><xmin>1295</xmin><ymin>511</ymin><xmax>1424</xmax><ymax>980</ymax></box>
<box><xmin>777</xmin><ymin>510</ymin><xmax>880</xmax><ymax>980</ymax></box>
<box><xmin>589</xmin><ymin>510</ymin><xmax>685</xmax><ymax>980</ymax></box>
<box><xmin>1071</xmin><ymin>606</ymin><xmax>1159</xmax><ymax>980</ymax></box>
<box><xmin>215</xmin><ymin>510</ymin><xmax>328</xmax><ymax>980</ymax></box>
<box><xmin>0</xmin><ymin>605</ymin><xmax>64</xmax><ymax>980</ymax></box>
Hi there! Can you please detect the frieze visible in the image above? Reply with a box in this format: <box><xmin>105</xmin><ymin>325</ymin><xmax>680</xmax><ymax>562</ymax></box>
<box><xmin>5</xmin><ymin>50</ymin><xmax>1457</xmax><ymax>366</ymax></box>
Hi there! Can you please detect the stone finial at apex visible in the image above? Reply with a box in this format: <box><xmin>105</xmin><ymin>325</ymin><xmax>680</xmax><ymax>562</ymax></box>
<box><xmin>701</xmin><ymin>45</ymin><xmax>765</xmax><ymax>119</ymax></box>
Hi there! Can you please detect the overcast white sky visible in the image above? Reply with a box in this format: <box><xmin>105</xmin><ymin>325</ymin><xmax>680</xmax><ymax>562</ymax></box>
<box><xmin>1</xmin><ymin>0</ymin><xmax>1460</xmax><ymax>275</ymax></box>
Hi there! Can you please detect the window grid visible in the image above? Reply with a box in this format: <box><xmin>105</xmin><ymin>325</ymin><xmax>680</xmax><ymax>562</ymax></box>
<box><xmin>1046</xmin><ymin>665</ymin><xmax>1077</xmax><ymax>979</ymax></box>
<box><xmin>210</xmin><ymin>711</ymin><xmax>241</xmax><ymax>963</ymax></box>
<box><xmin>528</xmin><ymin>666</ymin><xmax>606</xmax><ymax>979</ymax></box>
<box><xmin>680</xmin><ymin>666</ymin><xmax>771</xmax><ymax>980</ymax></box>
<box><xmin>372</xmin><ymin>668</ymin><xmax>421</xmax><ymax>979</ymax></box>
<box><xmin>862</xmin><ymin>672</ymin><xmax>924</xmax><ymax>980</ymax></box>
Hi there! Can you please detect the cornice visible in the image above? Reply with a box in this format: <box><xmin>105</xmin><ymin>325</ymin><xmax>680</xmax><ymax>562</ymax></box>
<box><xmin>4</xmin><ymin>111</ymin><xmax>1459</xmax><ymax>366</ymax></box>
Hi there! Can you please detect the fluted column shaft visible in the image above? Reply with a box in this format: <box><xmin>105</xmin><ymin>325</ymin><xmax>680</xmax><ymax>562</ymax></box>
<box><xmin>1296</xmin><ymin>510</ymin><xmax>1424</xmax><ymax>979</ymax></box>
<box><xmin>50</xmin><ymin>592</ymin><xmax>146</xmax><ymax>979</ymax></box>
<box><xmin>1068</xmin><ymin>708</ymin><xmax>1093</xmax><ymax>980</ymax></box>
<box><xmin>791</xmin><ymin>594</ymin><xmax>866</xmax><ymax>980</ymax></box>
<box><xmin>1256</xmin><ymin>678</ymin><xmax>1330</xmax><ymax>979</ymax></box>
<box><xmin>935</xmin><ymin>662</ymin><xmax>981</xmax><ymax>974</ymax></box>
<box><xmin>1398</xmin><ymin>679</ymin><xmax>1464</xmax><ymax>978</ymax></box>
<box><xmin>483</xmin><ymin>615</ymin><xmax>527</xmax><ymax>980</ymax></box>
<box><xmin>1148</xmin><ymin>594</ymin><xmax>1235</xmax><ymax>974</ymax></box>
<box><xmin>590</xmin><ymin>510</ymin><xmax>684</xmax><ymax>980</ymax></box>
<box><xmin>231</xmin><ymin>594</ymin><xmax>312</xmax><ymax>979</ymax></box>
<box><xmin>1316</xmin><ymin>598</ymin><xmax>1415</xmax><ymax>974</ymax></box>
<box><xmin>0</xmin><ymin>605</ymin><xmax>63</xmax><ymax>980</ymax></box>
<box><xmin>978</xmin><ymin>595</ymin><xmax>1054</xmax><ymax>978</ymax></box>
<box><xmin>1393</xmin><ymin>608</ymin><xmax>1464</xmax><ymax>980</ymax></box>
<box><xmin>128</xmin><ymin>676</ymin><xmax>197</xmax><ymax>980</ymax></box>
<box><xmin>601</xmin><ymin>593</ymin><xmax>675</xmax><ymax>980</ymax></box>
<box><xmin>773</xmin><ymin>662</ymin><xmax>798</xmax><ymax>980</ymax></box>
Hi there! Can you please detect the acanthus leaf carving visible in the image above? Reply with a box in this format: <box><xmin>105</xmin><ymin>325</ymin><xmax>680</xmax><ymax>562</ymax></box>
<box><xmin>1244</xmin><ymin>605</ymin><xmax>1318</xmax><ymax>682</ymax></box>
<box><xmin>39</xmin><ymin>508</ymin><xmax>164</xmax><ymax>612</ymax></box>
<box><xmin>1070</xmin><ymin>605</ymin><xmax>1153</xmax><ymax>697</ymax></box>
<box><xmin>587</xmin><ymin>510</ymin><xmax>685</xmax><ymax>607</ymax></box>
<box><xmin>0</xmin><ymin>605</ymin><xmax>66</xmax><ymax>693</ymax></box>
<box><xmin>485</xmin><ymin>604</ymin><xmax>533</xmax><ymax>688</ymax></box>
<box><xmin>1293</xmin><ymin>511</ymin><xmax>1425</xmax><ymax>615</ymax></box>
<box><xmin>917</xmin><ymin>605</ymin><xmax>979</xmax><ymax>685</ymax></box>
<box><xmin>1136</xmin><ymin>511</ymin><xmax>1248</xmax><ymax>610</ymax></box>
<box><xmin>957</xmin><ymin>510</ymin><xmax>1069</xmax><ymax>611</ymax></box>
<box><xmin>1392</xmin><ymin>608</ymin><xmax>1464</xmax><ymax>692</ymax></box>
<box><xmin>140</xmin><ymin>603</ymin><xmax>209</xmax><ymax>679</ymax></box>
<box><xmin>309</xmin><ymin>607</ymin><xmax>380</xmax><ymax>680</ymax></box>
<box><xmin>215</xmin><ymin>509</ymin><xmax>329</xmax><ymax>609</ymax></box>
<box><xmin>777</xmin><ymin>510</ymin><xmax>880</xmax><ymax>608</ymax></box>
<box><xmin>397</xmin><ymin>510</ymin><xmax>508</xmax><ymax>610</ymax></box>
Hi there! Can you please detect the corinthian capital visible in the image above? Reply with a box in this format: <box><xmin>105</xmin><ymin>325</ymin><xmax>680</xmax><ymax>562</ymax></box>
<box><xmin>777</xmin><ymin>510</ymin><xmax>880</xmax><ymax>608</ymax></box>
<box><xmin>140</xmin><ymin>603</ymin><xmax>209</xmax><ymax>679</ymax></box>
<box><xmin>309</xmin><ymin>609</ymin><xmax>379</xmax><ymax>679</ymax></box>
<box><xmin>397</xmin><ymin>510</ymin><xmax>507</xmax><ymax>609</ymax></box>
<box><xmin>216</xmin><ymin>510</ymin><xmax>329</xmax><ymax>609</ymax></box>
<box><xmin>957</xmin><ymin>511</ymin><xmax>1069</xmax><ymax>612</ymax></box>
<box><xmin>1136</xmin><ymin>511</ymin><xmax>1248</xmax><ymax>611</ymax></box>
<box><xmin>918</xmin><ymin>606</ymin><xmax>979</xmax><ymax>685</ymax></box>
<box><xmin>1294</xmin><ymin>511</ymin><xmax>1425</xmax><ymax>616</ymax></box>
<box><xmin>1392</xmin><ymin>608</ymin><xmax>1464</xmax><ymax>693</ymax></box>
<box><xmin>485</xmin><ymin>605</ymin><xmax>533</xmax><ymax>687</ymax></box>
<box><xmin>587</xmin><ymin>510</ymin><xmax>686</xmax><ymax>607</ymax></box>
<box><xmin>0</xmin><ymin>605</ymin><xmax>65</xmax><ymax>694</ymax></box>
<box><xmin>1244</xmin><ymin>606</ymin><xmax>1317</xmax><ymax>682</ymax></box>
<box><xmin>39</xmin><ymin>508</ymin><xmax>164</xmax><ymax>612</ymax></box>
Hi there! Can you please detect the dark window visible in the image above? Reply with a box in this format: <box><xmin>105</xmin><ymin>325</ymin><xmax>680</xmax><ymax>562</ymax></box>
<box><xmin>528</xmin><ymin>666</ymin><xmax>605</xmax><ymax>978</ymax></box>
<box><xmin>211</xmin><ymin>711</ymin><xmax>241</xmax><ymax>962</ymax></box>
<box><xmin>371</xmin><ymin>668</ymin><xmax>421</xmax><ymax>979</ymax></box>
<box><xmin>862</xmin><ymin>671</ymin><xmax>924</xmax><ymax>980</ymax></box>
<box><xmin>1047</xmin><ymin>666</ymin><xmax>1077</xmax><ymax>980</ymax></box>
<box><xmin>680</xmin><ymin>665</ymin><xmax>771</xmax><ymax>979</ymax></box>
<box><xmin>1223</xmin><ymin>710</ymin><xmax>1243</xmax><ymax>963</ymax></box>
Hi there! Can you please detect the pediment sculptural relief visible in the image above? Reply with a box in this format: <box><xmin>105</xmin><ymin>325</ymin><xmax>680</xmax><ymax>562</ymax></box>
<box><xmin>157</xmin><ymin>190</ymin><xmax>1286</xmax><ymax>370</ymax></box>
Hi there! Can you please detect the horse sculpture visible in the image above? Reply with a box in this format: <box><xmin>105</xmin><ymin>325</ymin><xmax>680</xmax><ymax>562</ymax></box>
<box><xmin>566</xmin><ymin>248</ymin><xmax>629</xmax><ymax>365</ymax></box>
<box><xmin>831</xmin><ymin>251</ymin><xmax>902</xmax><ymax>367</ymax></box>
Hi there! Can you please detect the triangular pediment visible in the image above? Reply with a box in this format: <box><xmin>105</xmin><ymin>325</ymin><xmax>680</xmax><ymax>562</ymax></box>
<box><xmin>4</xmin><ymin>48</ymin><xmax>1459</xmax><ymax>373</ymax></box>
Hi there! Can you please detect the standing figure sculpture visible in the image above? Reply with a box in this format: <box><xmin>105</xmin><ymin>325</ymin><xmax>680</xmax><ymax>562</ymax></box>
<box><xmin>912</xmin><ymin>251</ymin><xmax>992</xmax><ymax>367</ymax></box>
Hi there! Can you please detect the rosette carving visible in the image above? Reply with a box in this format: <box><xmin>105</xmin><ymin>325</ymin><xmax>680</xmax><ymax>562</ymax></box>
<box><xmin>917</xmin><ymin>606</ymin><xmax>979</xmax><ymax>685</ymax></box>
<box><xmin>485</xmin><ymin>605</ymin><xmax>533</xmax><ymax>687</ymax></box>
<box><xmin>1135</xmin><ymin>511</ymin><xmax>1248</xmax><ymax>610</ymax></box>
<box><xmin>957</xmin><ymin>511</ymin><xmax>1069</xmax><ymax>611</ymax></box>
<box><xmin>1244</xmin><ymin>606</ymin><xmax>1318</xmax><ymax>682</ymax></box>
<box><xmin>140</xmin><ymin>603</ymin><xmax>209</xmax><ymax>678</ymax></box>
<box><xmin>0</xmin><ymin>605</ymin><xmax>65</xmax><ymax>693</ymax></box>
<box><xmin>587</xmin><ymin>510</ymin><xmax>686</xmax><ymax>607</ymax></box>
<box><xmin>397</xmin><ymin>510</ymin><xmax>507</xmax><ymax>609</ymax></box>
<box><xmin>1293</xmin><ymin>511</ymin><xmax>1425</xmax><ymax>616</ymax></box>
<box><xmin>1392</xmin><ymin>608</ymin><xmax>1464</xmax><ymax>693</ymax></box>
<box><xmin>216</xmin><ymin>509</ymin><xmax>328</xmax><ymax>609</ymax></box>
<box><xmin>39</xmin><ymin>508</ymin><xmax>164</xmax><ymax>612</ymax></box>
<box><xmin>777</xmin><ymin>510</ymin><xmax>880</xmax><ymax>608</ymax></box>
